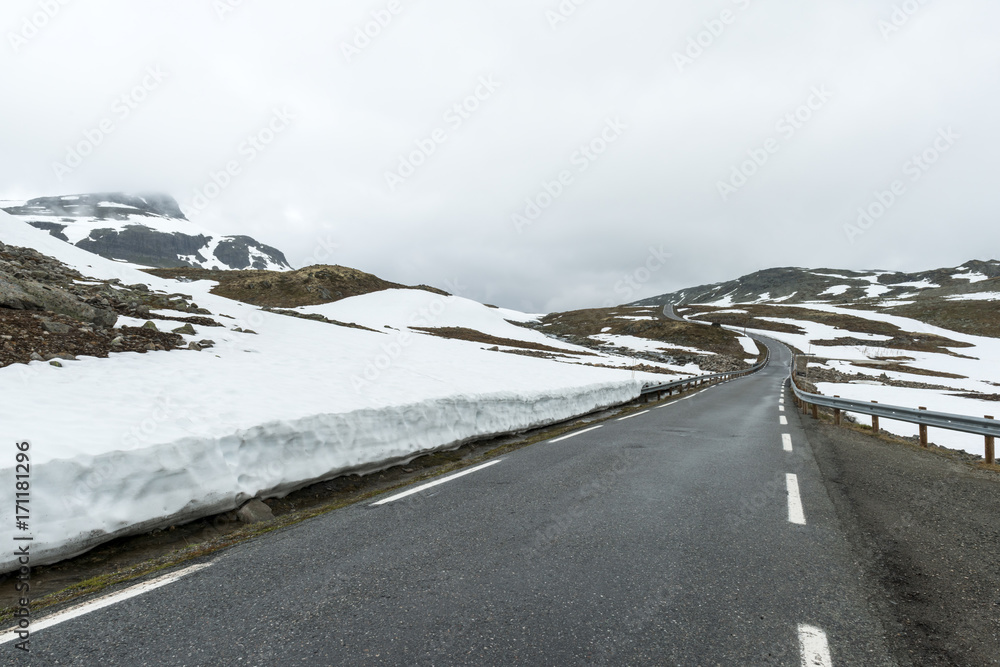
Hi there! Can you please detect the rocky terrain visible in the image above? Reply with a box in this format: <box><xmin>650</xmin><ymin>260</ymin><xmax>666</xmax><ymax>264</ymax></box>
<box><xmin>1</xmin><ymin>192</ymin><xmax>291</xmax><ymax>271</ymax></box>
<box><xmin>0</xmin><ymin>240</ymin><xmax>221</xmax><ymax>368</ymax></box>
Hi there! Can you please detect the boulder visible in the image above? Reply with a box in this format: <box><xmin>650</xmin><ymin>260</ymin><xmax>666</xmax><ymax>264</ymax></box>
<box><xmin>0</xmin><ymin>274</ymin><xmax>117</xmax><ymax>328</ymax></box>
<box><xmin>172</xmin><ymin>323</ymin><xmax>196</xmax><ymax>335</ymax></box>
<box><xmin>236</xmin><ymin>499</ymin><xmax>274</xmax><ymax>524</ymax></box>
<box><xmin>41</xmin><ymin>320</ymin><xmax>72</xmax><ymax>334</ymax></box>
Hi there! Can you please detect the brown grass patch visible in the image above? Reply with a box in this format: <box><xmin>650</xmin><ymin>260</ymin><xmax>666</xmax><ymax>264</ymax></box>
<box><xmin>144</xmin><ymin>265</ymin><xmax>448</xmax><ymax>308</ymax></box>
<box><xmin>852</xmin><ymin>362</ymin><xmax>967</xmax><ymax>379</ymax></box>
<box><xmin>411</xmin><ymin>326</ymin><xmax>592</xmax><ymax>355</ymax></box>
<box><xmin>536</xmin><ymin>307</ymin><xmax>750</xmax><ymax>358</ymax></box>
<box><xmin>883</xmin><ymin>300</ymin><xmax>1000</xmax><ymax>339</ymax></box>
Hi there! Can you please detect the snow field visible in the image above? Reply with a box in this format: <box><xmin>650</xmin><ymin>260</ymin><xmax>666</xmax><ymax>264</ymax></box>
<box><xmin>749</xmin><ymin>302</ymin><xmax>1000</xmax><ymax>457</ymax></box>
<box><xmin>1</xmin><ymin>212</ymin><xmax>660</xmax><ymax>569</ymax></box>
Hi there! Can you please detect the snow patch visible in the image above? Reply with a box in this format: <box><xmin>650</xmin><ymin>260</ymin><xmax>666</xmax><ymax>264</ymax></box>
<box><xmin>944</xmin><ymin>292</ymin><xmax>1000</xmax><ymax>301</ymax></box>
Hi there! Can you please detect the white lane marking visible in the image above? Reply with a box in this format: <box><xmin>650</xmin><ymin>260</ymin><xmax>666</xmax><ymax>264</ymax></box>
<box><xmin>550</xmin><ymin>425</ymin><xmax>602</xmax><ymax>443</ymax></box>
<box><xmin>371</xmin><ymin>460</ymin><xmax>502</xmax><ymax>506</ymax></box>
<box><xmin>798</xmin><ymin>624</ymin><xmax>833</xmax><ymax>666</ymax></box>
<box><xmin>0</xmin><ymin>563</ymin><xmax>212</xmax><ymax>644</ymax></box>
<box><xmin>618</xmin><ymin>410</ymin><xmax>650</xmax><ymax>422</ymax></box>
<box><xmin>782</xmin><ymin>434</ymin><xmax>793</xmax><ymax>452</ymax></box>
<box><xmin>780</xmin><ymin>416</ymin><xmax>788</xmax><ymax>425</ymax></box>
<box><xmin>779</xmin><ymin>406</ymin><xmax>785</xmax><ymax>412</ymax></box>
<box><xmin>786</xmin><ymin>474</ymin><xmax>806</xmax><ymax>525</ymax></box>
<box><xmin>779</xmin><ymin>398</ymin><xmax>785</xmax><ymax>405</ymax></box>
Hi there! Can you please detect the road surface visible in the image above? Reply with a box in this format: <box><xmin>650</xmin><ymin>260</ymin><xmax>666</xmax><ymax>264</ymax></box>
<box><xmin>5</xmin><ymin>338</ymin><xmax>895</xmax><ymax>665</ymax></box>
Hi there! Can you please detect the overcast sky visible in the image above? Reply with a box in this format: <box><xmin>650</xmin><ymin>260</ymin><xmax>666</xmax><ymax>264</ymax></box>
<box><xmin>2</xmin><ymin>1</ymin><xmax>998</xmax><ymax>312</ymax></box>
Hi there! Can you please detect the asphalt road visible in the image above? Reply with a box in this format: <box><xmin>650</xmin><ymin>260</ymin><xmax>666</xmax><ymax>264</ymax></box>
<box><xmin>5</xmin><ymin>338</ymin><xmax>897</xmax><ymax>665</ymax></box>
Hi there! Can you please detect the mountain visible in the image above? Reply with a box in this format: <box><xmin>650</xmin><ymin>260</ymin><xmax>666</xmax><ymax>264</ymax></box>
<box><xmin>0</xmin><ymin>192</ymin><xmax>292</xmax><ymax>271</ymax></box>
<box><xmin>633</xmin><ymin>261</ymin><xmax>1000</xmax><ymax>308</ymax></box>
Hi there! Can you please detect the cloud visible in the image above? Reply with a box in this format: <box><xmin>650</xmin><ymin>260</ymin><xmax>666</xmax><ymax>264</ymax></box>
<box><xmin>2</xmin><ymin>0</ymin><xmax>998</xmax><ymax>310</ymax></box>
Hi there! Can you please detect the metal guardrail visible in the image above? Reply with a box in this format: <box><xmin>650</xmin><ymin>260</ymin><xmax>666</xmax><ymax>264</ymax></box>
<box><xmin>788</xmin><ymin>359</ymin><xmax>998</xmax><ymax>464</ymax></box>
<box><xmin>788</xmin><ymin>363</ymin><xmax>1000</xmax><ymax>438</ymax></box>
<box><xmin>639</xmin><ymin>344</ymin><xmax>771</xmax><ymax>397</ymax></box>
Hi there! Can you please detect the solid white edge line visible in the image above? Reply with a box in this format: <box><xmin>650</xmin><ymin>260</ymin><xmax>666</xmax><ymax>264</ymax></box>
<box><xmin>782</xmin><ymin>434</ymin><xmax>793</xmax><ymax>452</ymax></box>
<box><xmin>0</xmin><ymin>563</ymin><xmax>212</xmax><ymax>644</ymax></box>
<box><xmin>798</xmin><ymin>624</ymin><xmax>833</xmax><ymax>667</ymax></box>
<box><xmin>786</xmin><ymin>473</ymin><xmax>806</xmax><ymax>525</ymax></box>
<box><xmin>371</xmin><ymin>459</ymin><xmax>502</xmax><ymax>506</ymax></box>
<box><xmin>780</xmin><ymin>416</ymin><xmax>788</xmax><ymax>425</ymax></box>
<box><xmin>550</xmin><ymin>425</ymin><xmax>603</xmax><ymax>443</ymax></box>
<box><xmin>617</xmin><ymin>410</ymin><xmax>650</xmax><ymax>421</ymax></box>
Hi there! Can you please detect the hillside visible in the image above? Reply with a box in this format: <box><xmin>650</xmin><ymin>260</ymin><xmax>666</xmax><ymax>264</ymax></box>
<box><xmin>637</xmin><ymin>261</ymin><xmax>1000</xmax><ymax>458</ymax></box>
<box><xmin>1</xmin><ymin>192</ymin><xmax>291</xmax><ymax>271</ymax></box>
<box><xmin>634</xmin><ymin>261</ymin><xmax>1000</xmax><ymax>310</ymax></box>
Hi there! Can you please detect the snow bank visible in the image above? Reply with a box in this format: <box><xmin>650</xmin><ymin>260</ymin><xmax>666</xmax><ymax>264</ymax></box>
<box><xmin>0</xmin><ymin>212</ymin><xmax>653</xmax><ymax>570</ymax></box>
<box><xmin>4</xmin><ymin>381</ymin><xmax>638</xmax><ymax>571</ymax></box>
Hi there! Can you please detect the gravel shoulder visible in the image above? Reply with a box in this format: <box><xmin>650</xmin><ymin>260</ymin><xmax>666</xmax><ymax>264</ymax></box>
<box><xmin>801</xmin><ymin>415</ymin><xmax>1000</xmax><ymax>666</ymax></box>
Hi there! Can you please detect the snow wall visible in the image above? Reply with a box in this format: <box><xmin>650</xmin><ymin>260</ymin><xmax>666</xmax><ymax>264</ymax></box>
<box><xmin>1</xmin><ymin>381</ymin><xmax>640</xmax><ymax>571</ymax></box>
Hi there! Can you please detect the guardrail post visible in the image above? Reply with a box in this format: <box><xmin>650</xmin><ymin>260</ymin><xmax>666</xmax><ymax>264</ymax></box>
<box><xmin>871</xmin><ymin>401</ymin><xmax>879</xmax><ymax>434</ymax></box>
<box><xmin>919</xmin><ymin>407</ymin><xmax>928</xmax><ymax>447</ymax></box>
<box><xmin>811</xmin><ymin>403</ymin><xmax>818</xmax><ymax>419</ymax></box>
<box><xmin>986</xmin><ymin>416</ymin><xmax>995</xmax><ymax>465</ymax></box>
<box><xmin>833</xmin><ymin>396</ymin><xmax>841</xmax><ymax>426</ymax></box>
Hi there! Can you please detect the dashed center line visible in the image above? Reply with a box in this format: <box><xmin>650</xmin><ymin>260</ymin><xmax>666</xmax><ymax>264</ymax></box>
<box><xmin>550</xmin><ymin>425</ymin><xmax>603</xmax><ymax>443</ymax></box>
<box><xmin>617</xmin><ymin>410</ymin><xmax>650</xmax><ymax>422</ymax></box>
<box><xmin>786</xmin><ymin>473</ymin><xmax>806</xmax><ymax>525</ymax></box>
<box><xmin>780</xmin><ymin>416</ymin><xmax>788</xmax><ymax>425</ymax></box>
<box><xmin>782</xmin><ymin>434</ymin><xmax>793</xmax><ymax>452</ymax></box>
<box><xmin>798</xmin><ymin>624</ymin><xmax>833</xmax><ymax>666</ymax></box>
<box><xmin>779</xmin><ymin>406</ymin><xmax>785</xmax><ymax>412</ymax></box>
<box><xmin>0</xmin><ymin>563</ymin><xmax>212</xmax><ymax>644</ymax></box>
<box><xmin>371</xmin><ymin>460</ymin><xmax>502</xmax><ymax>506</ymax></box>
